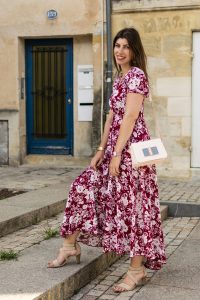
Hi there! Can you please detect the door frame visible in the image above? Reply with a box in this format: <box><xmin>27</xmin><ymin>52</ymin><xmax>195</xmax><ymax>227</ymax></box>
<box><xmin>25</xmin><ymin>38</ymin><xmax>73</xmax><ymax>155</ymax></box>
<box><xmin>191</xmin><ymin>32</ymin><xmax>200</xmax><ymax>167</ymax></box>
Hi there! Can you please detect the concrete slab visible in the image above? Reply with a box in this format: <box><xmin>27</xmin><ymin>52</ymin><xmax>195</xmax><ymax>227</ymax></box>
<box><xmin>129</xmin><ymin>221</ymin><xmax>200</xmax><ymax>299</ymax></box>
<box><xmin>0</xmin><ymin>183</ymin><xmax>70</xmax><ymax>237</ymax></box>
<box><xmin>0</xmin><ymin>183</ymin><xmax>68</xmax><ymax>208</ymax></box>
<box><xmin>131</xmin><ymin>284</ymin><xmax>200</xmax><ymax>300</ymax></box>
<box><xmin>149</xmin><ymin>232</ymin><xmax>200</xmax><ymax>291</ymax></box>
<box><xmin>0</xmin><ymin>168</ymin><xmax>168</xmax><ymax>238</ymax></box>
<box><xmin>0</xmin><ymin>166</ymin><xmax>82</xmax><ymax>190</ymax></box>
<box><xmin>186</xmin><ymin>222</ymin><xmax>200</xmax><ymax>240</ymax></box>
<box><xmin>0</xmin><ymin>238</ymin><xmax>118</xmax><ymax>300</ymax></box>
<box><xmin>161</xmin><ymin>201</ymin><xmax>200</xmax><ymax>217</ymax></box>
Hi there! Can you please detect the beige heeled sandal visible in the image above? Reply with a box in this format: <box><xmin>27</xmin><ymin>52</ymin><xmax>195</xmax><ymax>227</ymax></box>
<box><xmin>47</xmin><ymin>242</ymin><xmax>81</xmax><ymax>268</ymax></box>
<box><xmin>113</xmin><ymin>265</ymin><xmax>147</xmax><ymax>293</ymax></box>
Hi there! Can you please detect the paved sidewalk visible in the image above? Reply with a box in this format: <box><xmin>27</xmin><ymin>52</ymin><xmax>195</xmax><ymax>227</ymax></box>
<box><xmin>0</xmin><ymin>165</ymin><xmax>200</xmax><ymax>299</ymax></box>
<box><xmin>0</xmin><ymin>165</ymin><xmax>83</xmax><ymax>190</ymax></box>
<box><xmin>0</xmin><ymin>208</ymin><xmax>168</xmax><ymax>253</ymax></box>
<box><xmin>1</xmin><ymin>165</ymin><xmax>200</xmax><ymax>204</ymax></box>
<box><xmin>0</xmin><ymin>214</ymin><xmax>199</xmax><ymax>300</ymax></box>
<box><xmin>159</xmin><ymin>177</ymin><xmax>200</xmax><ymax>204</ymax></box>
<box><xmin>71</xmin><ymin>217</ymin><xmax>200</xmax><ymax>300</ymax></box>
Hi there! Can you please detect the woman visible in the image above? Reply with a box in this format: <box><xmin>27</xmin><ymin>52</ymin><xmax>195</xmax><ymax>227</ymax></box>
<box><xmin>48</xmin><ymin>27</ymin><xmax>166</xmax><ymax>293</ymax></box>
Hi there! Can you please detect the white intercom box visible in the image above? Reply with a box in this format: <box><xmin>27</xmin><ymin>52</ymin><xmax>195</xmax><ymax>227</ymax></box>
<box><xmin>77</xmin><ymin>65</ymin><xmax>93</xmax><ymax>121</ymax></box>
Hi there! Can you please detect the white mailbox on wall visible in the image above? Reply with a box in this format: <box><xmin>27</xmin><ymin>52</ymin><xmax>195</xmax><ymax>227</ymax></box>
<box><xmin>77</xmin><ymin>65</ymin><xmax>93</xmax><ymax>121</ymax></box>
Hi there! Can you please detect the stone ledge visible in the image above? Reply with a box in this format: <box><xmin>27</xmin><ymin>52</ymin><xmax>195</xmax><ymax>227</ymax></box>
<box><xmin>112</xmin><ymin>0</ymin><xmax>200</xmax><ymax>13</ymax></box>
<box><xmin>0</xmin><ymin>183</ymin><xmax>69</xmax><ymax>238</ymax></box>
<box><xmin>161</xmin><ymin>201</ymin><xmax>200</xmax><ymax>217</ymax></box>
<box><xmin>0</xmin><ymin>239</ymin><xmax>119</xmax><ymax>300</ymax></box>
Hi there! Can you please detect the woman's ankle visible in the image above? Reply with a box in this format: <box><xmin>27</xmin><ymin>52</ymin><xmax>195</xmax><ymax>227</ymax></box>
<box><xmin>130</xmin><ymin>256</ymin><xmax>145</xmax><ymax>269</ymax></box>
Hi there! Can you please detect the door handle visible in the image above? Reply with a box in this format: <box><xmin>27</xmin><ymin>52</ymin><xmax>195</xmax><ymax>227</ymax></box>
<box><xmin>67</xmin><ymin>98</ymin><xmax>72</xmax><ymax>104</ymax></box>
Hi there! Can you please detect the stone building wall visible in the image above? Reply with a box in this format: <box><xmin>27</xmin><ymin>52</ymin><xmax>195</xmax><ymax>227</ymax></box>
<box><xmin>0</xmin><ymin>0</ymin><xmax>103</xmax><ymax>165</ymax></box>
<box><xmin>112</xmin><ymin>0</ymin><xmax>200</xmax><ymax>177</ymax></box>
<box><xmin>0</xmin><ymin>120</ymin><xmax>8</xmax><ymax>164</ymax></box>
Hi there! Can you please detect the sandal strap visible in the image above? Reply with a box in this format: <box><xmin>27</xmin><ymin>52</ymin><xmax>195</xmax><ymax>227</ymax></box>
<box><xmin>126</xmin><ymin>272</ymin><xmax>138</xmax><ymax>286</ymax></box>
<box><xmin>114</xmin><ymin>265</ymin><xmax>146</xmax><ymax>292</ymax></box>
<box><xmin>61</xmin><ymin>244</ymin><xmax>76</xmax><ymax>251</ymax></box>
<box><xmin>126</xmin><ymin>266</ymin><xmax>145</xmax><ymax>285</ymax></box>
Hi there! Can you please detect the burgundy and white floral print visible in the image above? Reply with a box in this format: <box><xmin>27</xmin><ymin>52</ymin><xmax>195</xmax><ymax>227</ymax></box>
<box><xmin>60</xmin><ymin>67</ymin><xmax>166</xmax><ymax>270</ymax></box>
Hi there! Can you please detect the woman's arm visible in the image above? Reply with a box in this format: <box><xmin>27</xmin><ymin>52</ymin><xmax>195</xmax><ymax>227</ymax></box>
<box><xmin>109</xmin><ymin>93</ymin><xmax>143</xmax><ymax>176</ymax></box>
<box><xmin>90</xmin><ymin>109</ymin><xmax>114</xmax><ymax>170</ymax></box>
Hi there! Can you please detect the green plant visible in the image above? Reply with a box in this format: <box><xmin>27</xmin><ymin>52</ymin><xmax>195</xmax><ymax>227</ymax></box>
<box><xmin>44</xmin><ymin>227</ymin><xmax>59</xmax><ymax>240</ymax></box>
<box><xmin>0</xmin><ymin>250</ymin><xmax>19</xmax><ymax>260</ymax></box>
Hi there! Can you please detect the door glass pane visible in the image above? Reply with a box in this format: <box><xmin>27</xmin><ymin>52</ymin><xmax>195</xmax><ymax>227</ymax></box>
<box><xmin>32</xmin><ymin>45</ymin><xmax>67</xmax><ymax>139</ymax></box>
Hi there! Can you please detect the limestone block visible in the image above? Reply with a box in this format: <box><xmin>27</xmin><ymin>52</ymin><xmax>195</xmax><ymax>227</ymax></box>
<box><xmin>167</xmin><ymin>97</ymin><xmax>191</xmax><ymax>117</ymax></box>
<box><xmin>0</xmin><ymin>121</ymin><xmax>8</xmax><ymax>164</ymax></box>
<box><xmin>156</xmin><ymin>117</ymin><xmax>170</xmax><ymax>136</ymax></box>
<box><xmin>164</xmin><ymin>136</ymin><xmax>190</xmax><ymax>157</ymax></box>
<box><xmin>156</xmin><ymin>77</ymin><xmax>191</xmax><ymax>97</ymax></box>
<box><xmin>143</xmin><ymin>36</ymin><xmax>161</xmax><ymax>56</ymax></box>
<box><xmin>112</xmin><ymin>0</ymin><xmax>200</xmax><ymax>12</ymax></box>
<box><xmin>163</xmin><ymin>35</ymin><xmax>190</xmax><ymax>56</ymax></box>
<box><xmin>147</xmin><ymin>116</ymin><xmax>182</xmax><ymax>138</ymax></box>
<box><xmin>169</xmin><ymin>118</ymin><xmax>182</xmax><ymax>137</ymax></box>
<box><xmin>181</xmin><ymin>117</ymin><xmax>191</xmax><ymax>137</ymax></box>
<box><xmin>171</xmin><ymin>156</ymin><xmax>190</xmax><ymax>169</ymax></box>
<box><xmin>148</xmin><ymin>57</ymin><xmax>171</xmax><ymax>77</ymax></box>
<box><xmin>158</xmin><ymin>167</ymin><xmax>190</xmax><ymax>178</ymax></box>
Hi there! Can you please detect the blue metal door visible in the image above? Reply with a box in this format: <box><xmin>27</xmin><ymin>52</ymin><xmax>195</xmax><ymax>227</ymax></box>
<box><xmin>25</xmin><ymin>39</ymin><xmax>73</xmax><ymax>154</ymax></box>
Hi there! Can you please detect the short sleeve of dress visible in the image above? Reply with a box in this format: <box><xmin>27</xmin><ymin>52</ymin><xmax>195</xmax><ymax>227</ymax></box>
<box><xmin>126</xmin><ymin>68</ymin><xmax>149</xmax><ymax>97</ymax></box>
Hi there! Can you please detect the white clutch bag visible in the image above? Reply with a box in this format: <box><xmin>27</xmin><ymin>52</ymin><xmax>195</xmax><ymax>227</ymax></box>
<box><xmin>129</xmin><ymin>138</ymin><xmax>167</xmax><ymax>168</ymax></box>
<box><xmin>129</xmin><ymin>94</ymin><xmax>168</xmax><ymax>168</ymax></box>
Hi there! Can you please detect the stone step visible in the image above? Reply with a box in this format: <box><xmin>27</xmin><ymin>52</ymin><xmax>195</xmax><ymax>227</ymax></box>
<box><xmin>0</xmin><ymin>238</ymin><xmax>119</xmax><ymax>300</ymax></box>
<box><xmin>161</xmin><ymin>201</ymin><xmax>200</xmax><ymax>217</ymax></box>
<box><xmin>0</xmin><ymin>205</ymin><xmax>168</xmax><ymax>300</ymax></box>
<box><xmin>160</xmin><ymin>205</ymin><xmax>168</xmax><ymax>221</ymax></box>
<box><xmin>0</xmin><ymin>183</ymin><xmax>69</xmax><ymax>238</ymax></box>
<box><xmin>0</xmin><ymin>172</ymin><xmax>168</xmax><ymax>238</ymax></box>
<box><xmin>23</xmin><ymin>155</ymin><xmax>90</xmax><ymax>167</ymax></box>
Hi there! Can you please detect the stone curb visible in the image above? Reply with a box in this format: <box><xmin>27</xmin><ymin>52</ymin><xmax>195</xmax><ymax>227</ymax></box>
<box><xmin>161</xmin><ymin>201</ymin><xmax>200</xmax><ymax>217</ymax></box>
<box><xmin>0</xmin><ymin>208</ymin><xmax>168</xmax><ymax>300</ymax></box>
<box><xmin>0</xmin><ymin>197</ymin><xmax>168</xmax><ymax>240</ymax></box>
<box><xmin>0</xmin><ymin>199</ymin><xmax>66</xmax><ymax>238</ymax></box>
<box><xmin>36</xmin><ymin>207</ymin><xmax>167</xmax><ymax>300</ymax></box>
<box><xmin>0</xmin><ymin>183</ymin><xmax>69</xmax><ymax>238</ymax></box>
<box><xmin>36</xmin><ymin>251</ymin><xmax>119</xmax><ymax>300</ymax></box>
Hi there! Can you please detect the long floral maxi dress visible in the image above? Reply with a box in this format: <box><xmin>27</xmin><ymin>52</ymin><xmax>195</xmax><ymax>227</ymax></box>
<box><xmin>60</xmin><ymin>66</ymin><xmax>166</xmax><ymax>270</ymax></box>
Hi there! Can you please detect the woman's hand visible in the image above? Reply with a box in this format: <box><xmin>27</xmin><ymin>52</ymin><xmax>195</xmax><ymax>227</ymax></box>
<box><xmin>109</xmin><ymin>156</ymin><xmax>121</xmax><ymax>176</ymax></box>
<box><xmin>90</xmin><ymin>151</ymin><xmax>104</xmax><ymax>171</ymax></box>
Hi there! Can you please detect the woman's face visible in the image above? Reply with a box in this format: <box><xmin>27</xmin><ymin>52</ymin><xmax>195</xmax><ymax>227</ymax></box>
<box><xmin>114</xmin><ymin>38</ymin><xmax>133</xmax><ymax>69</ymax></box>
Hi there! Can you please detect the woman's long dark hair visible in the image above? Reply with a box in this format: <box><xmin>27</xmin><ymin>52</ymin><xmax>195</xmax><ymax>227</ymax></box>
<box><xmin>113</xmin><ymin>27</ymin><xmax>148</xmax><ymax>81</ymax></box>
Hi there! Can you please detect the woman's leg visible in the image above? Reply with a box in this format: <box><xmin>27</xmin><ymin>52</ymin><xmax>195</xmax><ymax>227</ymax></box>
<box><xmin>63</xmin><ymin>230</ymin><xmax>80</xmax><ymax>246</ymax></box>
<box><xmin>113</xmin><ymin>255</ymin><xmax>146</xmax><ymax>292</ymax></box>
<box><xmin>130</xmin><ymin>255</ymin><xmax>144</xmax><ymax>268</ymax></box>
<box><xmin>47</xmin><ymin>230</ymin><xmax>80</xmax><ymax>268</ymax></box>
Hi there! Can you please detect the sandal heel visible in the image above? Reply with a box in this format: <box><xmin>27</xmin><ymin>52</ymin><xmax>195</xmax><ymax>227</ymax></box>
<box><xmin>76</xmin><ymin>253</ymin><xmax>81</xmax><ymax>264</ymax></box>
<box><xmin>138</xmin><ymin>276</ymin><xmax>147</xmax><ymax>286</ymax></box>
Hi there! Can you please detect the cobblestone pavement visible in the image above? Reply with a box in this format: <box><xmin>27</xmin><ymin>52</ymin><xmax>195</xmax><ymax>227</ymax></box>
<box><xmin>0</xmin><ymin>166</ymin><xmax>83</xmax><ymax>190</ymax></box>
<box><xmin>1</xmin><ymin>165</ymin><xmax>200</xmax><ymax>203</ymax></box>
<box><xmin>0</xmin><ymin>213</ymin><xmax>63</xmax><ymax>252</ymax></box>
<box><xmin>71</xmin><ymin>217</ymin><xmax>200</xmax><ymax>300</ymax></box>
<box><xmin>0</xmin><ymin>213</ymin><xmax>199</xmax><ymax>299</ymax></box>
<box><xmin>159</xmin><ymin>178</ymin><xmax>200</xmax><ymax>203</ymax></box>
